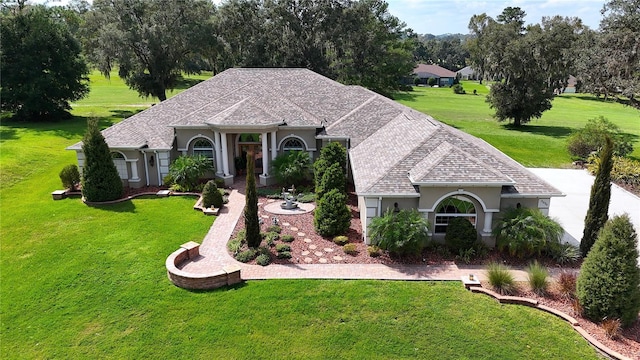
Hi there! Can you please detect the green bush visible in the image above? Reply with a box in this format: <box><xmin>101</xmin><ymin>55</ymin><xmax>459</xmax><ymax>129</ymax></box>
<box><xmin>567</xmin><ymin>116</ymin><xmax>633</xmax><ymax>160</ymax></box>
<box><xmin>314</xmin><ymin>142</ymin><xmax>346</xmax><ymax>193</ymax></box>
<box><xmin>317</xmin><ymin>162</ymin><xmax>345</xmax><ymax>200</ymax></box>
<box><xmin>281</xmin><ymin>234</ymin><xmax>295</xmax><ymax>242</ymax></box>
<box><xmin>214</xmin><ymin>178</ymin><xmax>225</xmax><ymax>188</ymax></box>
<box><xmin>367</xmin><ymin>245</ymin><xmax>381</xmax><ymax>257</ymax></box>
<box><xmin>265</xmin><ymin>231</ymin><xmax>280</xmax><ymax>242</ymax></box>
<box><xmin>455</xmin><ymin>248</ymin><xmax>476</xmax><ymax>264</ymax></box>
<box><xmin>256</xmin><ymin>253</ymin><xmax>271</xmax><ymax>266</ymax></box>
<box><xmin>452</xmin><ymin>84</ymin><xmax>465</xmax><ymax>94</ymax></box>
<box><xmin>201</xmin><ymin>180</ymin><xmax>223</xmax><ymax>208</ymax></box>
<box><xmin>368</xmin><ymin>209</ymin><xmax>428</xmax><ymax>257</ymax></box>
<box><xmin>275</xmin><ymin>244</ymin><xmax>291</xmax><ymax>252</ymax></box>
<box><xmin>168</xmin><ymin>155</ymin><xmax>213</xmax><ymax>192</ymax></box>
<box><xmin>333</xmin><ymin>236</ymin><xmax>349</xmax><ymax>245</ymax></box>
<box><xmin>577</xmin><ymin>214</ymin><xmax>640</xmax><ymax>328</ymax></box>
<box><xmin>526</xmin><ymin>261</ymin><xmax>549</xmax><ymax>295</ymax></box>
<box><xmin>548</xmin><ymin>242</ymin><xmax>581</xmax><ymax>265</ymax></box>
<box><xmin>276</xmin><ymin>251</ymin><xmax>292</xmax><ymax>259</ymax></box>
<box><xmin>487</xmin><ymin>262</ymin><xmax>516</xmax><ymax>295</ymax></box>
<box><xmin>493</xmin><ymin>207</ymin><xmax>563</xmax><ymax>257</ymax></box>
<box><xmin>587</xmin><ymin>155</ymin><xmax>640</xmax><ymax>186</ymax></box>
<box><xmin>267</xmin><ymin>225</ymin><xmax>282</xmax><ymax>233</ymax></box>
<box><xmin>445</xmin><ymin>217</ymin><xmax>479</xmax><ymax>253</ymax></box>
<box><xmin>227</xmin><ymin>239</ymin><xmax>242</xmax><ymax>254</ymax></box>
<box><xmin>271</xmin><ymin>150</ymin><xmax>311</xmax><ymax>186</ymax></box>
<box><xmin>81</xmin><ymin>119</ymin><xmax>124</xmax><ymax>202</ymax></box>
<box><xmin>59</xmin><ymin>164</ymin><xmax>80</xmax><ymax>190</ymax></box>
<box><xmin>427</xmin><ymin>77</ymin><xmax>437</xmax><ymax>86</ymax></box>
<box><xmin>314</xmin><ymin>189</ymin><xmax>351</xmax><ymax>237</ymax></box>
<box><xmin>235</xmin><ymin>249</ymin><xmax>258</xmax><ymax>263</ymax></box>
<box><xmin>343</xmin><ymin>243</ymin><xmax>357</xmax><ymax>255</ymax></box>
<box><xmin>297</xmin><ymin>193</ymin><xmax>315</xmax><ymax>203</ymax></box>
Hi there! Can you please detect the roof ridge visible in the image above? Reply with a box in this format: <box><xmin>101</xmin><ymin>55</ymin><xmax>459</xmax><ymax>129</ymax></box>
<box><xmin>325</xmin><ymin>94</ymin><xmax>378</xmax><ymax>131</ymax></box>
<box><xmin>251</xmin><ymin>83</ymin><xmax>321</xmax><ymax>124</ymax></box>
<box><xmin>178</xmin><ymin>81</ymin><xmax>253</xmax><ymax>123</ymax></box>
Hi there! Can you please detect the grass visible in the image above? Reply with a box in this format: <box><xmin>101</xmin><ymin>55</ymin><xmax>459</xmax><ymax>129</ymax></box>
<box><xmin>0</xmin><ymin>72</ymin><xmax>601</xmax><ymax>359</ymax></box>
<box><xmin>396</xmin><ymin>82</ymin><xmax>640</xmax><ymax>167</ymax></box>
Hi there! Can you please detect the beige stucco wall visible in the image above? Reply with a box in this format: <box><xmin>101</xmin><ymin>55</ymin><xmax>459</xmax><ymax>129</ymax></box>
<box><xmin>418</xmin><ymin>186</ymin><xmax>502</xmax><ymax>211</ymax></box>
<box><xmin>175</xmin><ymin>129</ymin><xmax>214</xmax><ymax>154</ymax></box>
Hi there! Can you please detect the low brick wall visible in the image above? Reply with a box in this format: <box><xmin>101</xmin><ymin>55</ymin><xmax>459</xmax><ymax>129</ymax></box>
<box><xmin>166</xmin><ymin>242</ymin><xmax>242</xmax><ymax>290</ymax></box>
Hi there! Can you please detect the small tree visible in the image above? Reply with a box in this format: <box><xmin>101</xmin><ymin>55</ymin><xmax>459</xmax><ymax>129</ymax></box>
<box><xmin>201</xmin><ymin>180</ymin><xmax>223</xmax><ymax>209</ymax></box>
<box><xmin>81</xmin><ymin>119</ymin><xmax>123</xmax><ymax>202</ymax></box>
<box><xmin>581</xmin><ymin>136</ymin><xmax>613</xmax><ymax>257</ymax></box>
<box><xmin>317</xmin><ymin>163</ymin><xmax>345</xmax><ymax>201</ymax></box>
<box><xmin>271</xmin><ymin>151</ymin><xmax>311</xmax><ymax>187</ymax></box>
<box><xmin>368</xmin><ymin>209</ymin><xmax>428</xmax><ymax>257</ymax></box>
<box><xmin>493</xmin><ymin>207</ymin><xmax>563</xmax><ymax>257</ymax></box>
<box><xmin>314</xmin><ymin>189</ymin><xmax>351</xmax><ymax>237</ymax></box>
<box><xmin>445</xmin><ymin>217</ymin><xmax>479</xmax><ymax>252</ymax></box>
<box><xmin>167</xmin><ymin>155</ymin><xmax>213</xmax><ymax>192</ymax></box>
<box><xmin>59</xmin><ymin>164</ymin><xmax>80</xmax><ymax>190</ymax></box>
<box><xmin>577</xmin><ymin>214</ymin><xmax>640</xmax><ymax>328</ymax></box>
<box><xmin>314</xmin><ymin>142</ymin><xmax>346</xmax><ymax>191</ymax></box>
<box><xmin>244</xmin><ymin>153</ymin><xmax>261</xmax><ymax>248</ymax></box>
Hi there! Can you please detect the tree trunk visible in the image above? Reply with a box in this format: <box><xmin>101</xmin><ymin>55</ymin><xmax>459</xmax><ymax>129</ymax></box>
<box><xmin>513</xmin><ymin>118</ymin><xmax>522</xmax><ymax>126</ymax></box>
<box><xmin>158</xmin><ymin>90</ymin><xmax>167</xmax><ymax>102</ymax></box>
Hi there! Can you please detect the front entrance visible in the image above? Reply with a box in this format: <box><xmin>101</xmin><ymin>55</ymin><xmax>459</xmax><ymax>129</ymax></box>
<box><xmin>236</xmin><ymin>134</ymin><xmax>262</xmax><ymax>175</ymax></box>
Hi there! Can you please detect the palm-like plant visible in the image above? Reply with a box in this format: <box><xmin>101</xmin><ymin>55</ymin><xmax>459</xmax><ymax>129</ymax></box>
<box><xmin>493</xmin><ymin>207</ymin><xmax>563</xmax><ymax>257</ymax></box>
<box><xmin>368</xmin><ymin>209</ymin><xmax>429</xmax><ymax>257</ymax></box>
<box><xmin>168</xmin><ymin>155</ymin><xmax>213</xmax><ymax>191</ymax></box>
<box><xmin>271</xmin><ymin>151</ymin><xmax>311</xmax><ymax>186</ymax></box>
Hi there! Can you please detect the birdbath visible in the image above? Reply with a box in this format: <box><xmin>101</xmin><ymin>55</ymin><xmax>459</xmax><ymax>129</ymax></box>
<box><xmin>280</xmin><ymin>186</ymin><xmax>299</xmax><ymax>210</ymax></box>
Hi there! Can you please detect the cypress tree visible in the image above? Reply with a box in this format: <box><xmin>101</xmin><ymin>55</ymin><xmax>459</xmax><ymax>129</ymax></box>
<box><xmin>577</xmin><ymin>214</ymin><xmax>640</xmax><ymax>328</ymax></box>
<box><xmin>81</xmin><ymin>119</ymin><xmax>123</xmax><ymax>202</ymax></box>
<box><xmin>580</xmin><ymin>136</ymin><xmax>614</xmax><ymax>257</ymax></box>
<box><xmin>244</xmin><ymin>152</ymin><xmax>261</xmax><ymax>248</ymax></box>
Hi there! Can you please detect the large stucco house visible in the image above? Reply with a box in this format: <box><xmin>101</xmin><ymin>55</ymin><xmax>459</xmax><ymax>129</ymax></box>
<box><xmin>68</xmin><ymin>68</ymin><xmax>563</xmax><ymax>244</ymax></box>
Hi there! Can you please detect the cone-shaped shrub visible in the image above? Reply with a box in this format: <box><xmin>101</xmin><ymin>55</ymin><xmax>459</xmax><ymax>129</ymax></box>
<box><xmin>81</xmin><ymin>119</ymin><xmax>123</xmax><ymax>202</ymax></box>
<box><xmin>314</xmin><ymin>188</ymin><xmax>351</xmax><ymax>237</ymax></box>
<box><xmin>317</xmin><ymin>162</ymin><xmax>345</xmax><ymax>201</ymax></box>
<box><xmin>314</xmin><ymin>142</ymin><xmax>346</xmax><ymax>193</ymax></box>
<box><xmin>244</xmin><ymin>153</ymin><xmax>261</xmax><ymax>248</ymax></box>
<box><xmin>581</xmin><ymin>136</ymin><xmax>613</xmax><ymax>257</ymax></box>
<box><xmin>577</xmin><ymin>214</ymin><xmax>640</xmax><ymax>328</ymax></box>
<box><xmin>202</xmin><ymin>180</ymin><xmax>223</xmax><ymax>209</ymax></box>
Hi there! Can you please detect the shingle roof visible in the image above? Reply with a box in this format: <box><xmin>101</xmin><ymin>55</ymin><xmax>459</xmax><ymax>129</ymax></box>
<box><xmin>67</xmin><ymin>67</ymin><xmax>562</xmax><ymax>198</ymax></box>
<box><xmin>414</xmin><ymin>64</ymin><xmax>457</xmax><ymax>78</ymax></box>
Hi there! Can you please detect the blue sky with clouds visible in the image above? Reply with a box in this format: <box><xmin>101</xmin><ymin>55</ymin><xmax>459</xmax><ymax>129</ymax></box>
<box><xmin>42</xmin><ymin>0</ymin><xmax>605</xmax><ymax>35</ymax></box>
<box><xmin>385</xmin><ymin>0</ymin><xmax>604</xmax><ymax>35</ymax></box>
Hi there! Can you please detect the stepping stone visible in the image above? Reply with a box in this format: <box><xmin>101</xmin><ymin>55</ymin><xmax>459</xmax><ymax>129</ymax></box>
<box><xmin>257</xmin><ymin>202</ymin><xmax>263</xmax><ymax>206</ymax></box>
<box><xmin>324</xmin><ymin>248</ymin><xmax>334</xmax><ymax>253</ymax></box>
<box><xmin>301</xmin><ymin>251</ymin><xmax>310</xmax><ymax>256</ymax></box>
<box><xmin>267</xmin><ymin>199</ymin><xmax>276</xmax><ymax>203</ymax></box>
<box><xmin>290</xmin><ymin>227</ymin><xmax>299</xmax><ymax>231</ymax></box>
<box><xmin>303</xmin><ymin>238</ymin><xmax>312</xmax><ymax>243</ymax></box>
<box><xmin>308</xmin><ymin>244</ymin><xmax>317</xmax><ymax>250</ymax></box>
<box><xmin>261</xmin><ymin>214</ymin><xmax>269</xmax><ymax>218</ymax></box>
<box><xmin>333</xmin><ymin>256</ymin><xmax>343</xmax><ymax>261</ymax></box>
<box><xmin>304</xmin><ymin>257</ymin><xmax>313</xmax><ymax>263</ymax></box>
<box><xmin>297</xmin><ymin>232</ymin><xmax>306</xmax><ymax>237</ymax></box>
<box><xmin>314</xmin><ymin>251</ymin><xmax>324</xmax><ymax>257</ymax></box>
<box><xmin>318</xmin><ymin>258</ymin><xmax>328</xmax><ymax>264</ymax></box>
<box><xmin>282</xmin><ymin>222</ymin><xmax>291</xmax><ymax>227</ymax></box>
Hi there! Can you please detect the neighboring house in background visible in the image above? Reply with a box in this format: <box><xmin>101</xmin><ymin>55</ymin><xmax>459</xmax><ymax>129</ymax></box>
<box><xmin>413</xmin><ymin>64</ymin><xmax>457</xmax><ymax>86</ymax></box>
<box><xmin>563</xmin><ymin>75</ymin><xmax>577</xmax><ymax>94</ymax></box>
<box><xmin>457</xmin><ymin>66</ymin><xmax>478</xmax><ymax>81</ymax></box>
<box><xmin>67</xmin><ymin>68</ymin><xmax>563</xmax><ymax>245</ymax></box>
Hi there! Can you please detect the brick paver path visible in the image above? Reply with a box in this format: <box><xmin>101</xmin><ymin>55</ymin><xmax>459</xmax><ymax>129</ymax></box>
<box><xmin>180</xmin><ymin>180</ymin><xmax>576</xmax><ymax>282</ymax></box>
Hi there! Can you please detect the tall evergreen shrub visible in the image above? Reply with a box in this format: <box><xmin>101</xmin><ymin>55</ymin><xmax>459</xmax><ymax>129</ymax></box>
<box><xmin>581</xmin><ymin>136</ymin><xmax>613</xmax><ymax>257</ymax></box>
<box><xmin>314</xmin><ymin>189</ymin><xmax>351</xmax><ymax>237</ymax></box>
<box><xmin>81</xmin><ymin>119</ymin><xmax>123</xmax><ymax>202</ymax></box>
<box><xmin>317</xmin><ymin>162</ymin><xmax>345</xmax><ymax>201</ymax></box>
<box><xmin>244</xmin><ymin>153</ymin><xmax>261</xmax><ymax>248</ymax></box>
<box><xmin>314</xmin><ymin>142</ymin><xmax>346</xmax><ymax>193</ymax></box>
<box><xmin>577</xmin><ymin>214</ymin><xmax>640</xmax><ymax>327</ymax></box>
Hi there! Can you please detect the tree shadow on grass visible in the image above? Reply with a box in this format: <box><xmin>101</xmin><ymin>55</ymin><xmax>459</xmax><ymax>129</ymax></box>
<box><xmin>87</xmin><ymin>200</ymin><xmax>136</xmax><ymax>213</ymax></box>
<box><xmin>110</xmin><ymin>108</ymin><xmax>145</xmax><ymax>120</ymax></box>
<box><xmin>501</xmin><ymin>124</ymin><xmax>574</xmax><ymax>138</ymax></box>
<box><xmin>0</xmin><ymin>127</ymin><xmax>18</xmax><ymax>142</ymax></box>
<box><xmin>392</xmin><ymin>91</ymin><xmax>419</xmax><ymax>102</ymax></box>
<box><xmin>173</xmin><ymin>76</ymin><xmax>205</xmax><ymax>90</ymax></box>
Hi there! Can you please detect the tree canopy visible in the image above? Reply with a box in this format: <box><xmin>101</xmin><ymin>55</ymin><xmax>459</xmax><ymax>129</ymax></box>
<box><xmin>1</xmin><ymin>4</ymin><xmax>89</xmax><ymax>120</ymax></box>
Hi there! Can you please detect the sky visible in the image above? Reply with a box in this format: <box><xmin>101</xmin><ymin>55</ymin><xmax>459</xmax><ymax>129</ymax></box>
<box><xmin>40</xmin><ymin>0</ymin><xmax>605</xmax><ymax>35</ymax></box>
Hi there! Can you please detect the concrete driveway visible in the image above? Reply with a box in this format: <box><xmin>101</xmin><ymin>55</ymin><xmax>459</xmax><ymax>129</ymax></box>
<box><xmin>528</xmin><ymin>168</ymin><xmax>640</xmax><ymax>254</ymax></box>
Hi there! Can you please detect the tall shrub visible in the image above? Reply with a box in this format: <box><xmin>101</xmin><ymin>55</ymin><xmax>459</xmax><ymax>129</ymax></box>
<box><xmin>493</xmin><ymin>207</ymin><xmax>563</xmax><ymax>257</ymax></box>
<box><xmin>577</xmin><ymin>214</ymin><xmax>640</xmax><ymax>328</ymax></box>
<box><xmin>581</xmin><ymin>136</ymin><xmax>613</xmax><ymax>257</ymax></box>
<box><xmin>314</xmin><ymin>142</ymin><xmax>346</xmax><ymax>193</ymax></box>
<box><xmin>81</xmin><ymin>119</ymin><xmax>123</xmax><ymax>202</ymax></box>
<box><xmin>445</xmin><ymin>217</ymin><xmax>479</xmax><ymax>252</ymax></box>
<box><xmin>317</xmin><ymin>163</ymin><xmax>345</xmax><ymax>201</ymax></box>
<box><xmin>202</xmin><ymin>180</ymin><xmax>223</xmax><ymax>209</ymax></box>
<box><xmin>314</xmin><ymin>189</ymin><xmax>351</xmax><ymax>237</ymax></box>
<box><xmin>167</xmin><ymin>155</ymin><xmax>213</xmax><ymax>192</ymax></box>
<box><xmin>244</xmin><ymin>153</ymin><xmax>261</xmax><ymax>248</ymax></box>
<box><xmin>271</xmin><ymin>150</ymin><xmax>311</xmax><ymax>186</ymax></box>
<box><xmin>368</xmin><ymin>209</ymin><xmax>428</xmax><ymax>257</ymax></box>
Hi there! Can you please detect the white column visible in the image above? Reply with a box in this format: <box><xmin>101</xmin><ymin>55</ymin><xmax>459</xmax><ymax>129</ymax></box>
<box><xmin>214</xmin><ymin>131</ymin><xmax>223</xmax><ymax>175</ymax></box>
<box><xmin>220</xmin><ymin>132</ymin><xmax>230</xmax><ymax>176</ymax></box>
<box><xmin>128</xmin><ymin>160</ymin><xmax>140</xmax><ymax>181</ymax></box>
<box><xmin>261</xmin><ymin>132</ymin><xmax>269</xmax><ymax>176</ymax></box>
<box><xmin>271</xmin><ymin>131</ymin><xmax>277</xmax><ymax>160</ymax></box>
<box><xmin>483</xmin><ymin>212</ymin><xmax>494</xmax><ymax>234</ymax></box>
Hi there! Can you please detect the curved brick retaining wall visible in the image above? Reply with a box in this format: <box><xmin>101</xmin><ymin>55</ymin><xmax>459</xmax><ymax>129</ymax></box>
<box><xmin>165</xmin><ymin>241</ymin><xmax>242</xmax><ymax>290</ymax></box>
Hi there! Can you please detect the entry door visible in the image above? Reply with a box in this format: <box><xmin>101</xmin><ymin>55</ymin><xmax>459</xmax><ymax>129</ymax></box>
<box><xmin>241</xmin><ymin>144</ymin><xmax>262</xmax><ymax>175</ymax></box>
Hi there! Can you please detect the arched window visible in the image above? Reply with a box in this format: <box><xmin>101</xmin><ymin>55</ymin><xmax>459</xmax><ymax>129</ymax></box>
<box><xmin>434</xmin><ymin>196</ymin><xmax>477</xmax><ymax>233</ymax></box>
<box><xmin>282</xmin><ymin>138</ymin><xmax>305</xmax><ymax>153</ymax></box>
<box><xmin>192</xmin><ymin>138</ymin><xmax>214</xmax><ymax>160</ymax></box>
<box><xmin>111</xmin><ymin>152</ymin><xmax>128</xmax><ymax>180</ymax></box>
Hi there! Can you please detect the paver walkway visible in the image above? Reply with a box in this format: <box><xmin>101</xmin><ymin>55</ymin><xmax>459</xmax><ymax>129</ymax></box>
<box><xmin>180</xmin><ymin>180</ymin><xmax>576</xmax><ymax>282</ymax></box>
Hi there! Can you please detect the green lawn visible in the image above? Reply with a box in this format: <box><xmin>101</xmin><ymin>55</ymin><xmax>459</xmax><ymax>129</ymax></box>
<box><xmin>396</xmin><ymin>83</ymin><xmax>640</xmax><ymax>167</ymax></box>
<box><xmin>0</xmin><ymin>72</ymin><xmax>601</xmax><ymax>359</ymax></box>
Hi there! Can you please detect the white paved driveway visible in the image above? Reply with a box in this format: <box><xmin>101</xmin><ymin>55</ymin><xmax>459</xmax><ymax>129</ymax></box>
<box><xmin>528</xmin><ymin>168</ymin><xmax>640</xmax><ymax>254</ymax></box>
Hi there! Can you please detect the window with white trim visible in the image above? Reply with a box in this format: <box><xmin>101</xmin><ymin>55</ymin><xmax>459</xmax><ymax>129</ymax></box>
<box><xmin>282</xmin><ymin>138</ymin><xmax>304</xmax><ymax>153</ymax></box>
<box><xmin>434</xmin><ymin>196</ymin><xmax>477</xmax><ymax>233</ymax></box>
<box><xmin>111</xmin><ymin>152</ymin><xmax>128</xmax><ymax>180</ymax></box>
<box><xmin>192</xmin><ymin>138</ymin><xmax>214</xmax><ymax>160</ymax></box>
